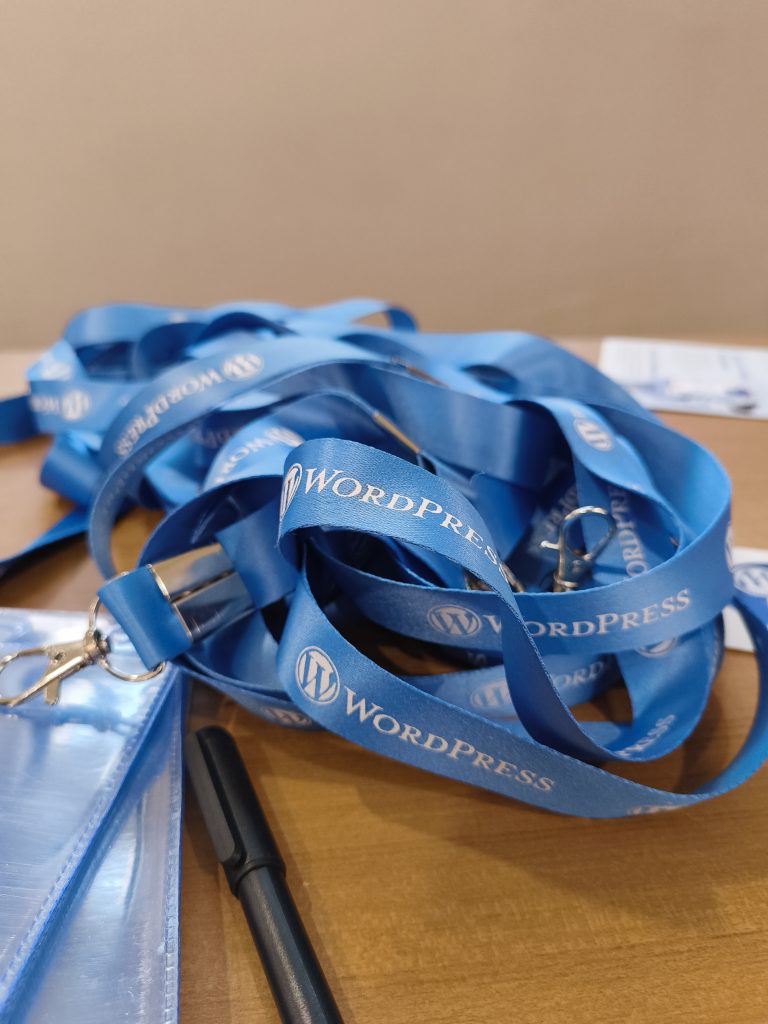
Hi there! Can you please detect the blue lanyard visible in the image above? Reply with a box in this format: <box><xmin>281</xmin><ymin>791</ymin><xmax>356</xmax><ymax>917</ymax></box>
<box><xmin>2</xmin><ymin>297</ymin><xmax>766</xmax><ymax>818</ymax></box>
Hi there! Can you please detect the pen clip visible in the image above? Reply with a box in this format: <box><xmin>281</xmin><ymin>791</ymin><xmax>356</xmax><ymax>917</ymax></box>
<box><xmin>184</xmin><ymin>727</ymin><xmax>284</xmax><ymax>894</ymax></box>
<box><xmin>184</xmin><ymin>731</ymin><xmax>240</xmax><ymax>866</ymax></box>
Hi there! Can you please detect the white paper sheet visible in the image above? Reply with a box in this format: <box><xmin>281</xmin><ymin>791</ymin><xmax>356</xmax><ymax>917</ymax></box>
<box><xmin>599</xmin><ymin>338</ymin><xmax>768</xmax><ymax>419</ymax></box>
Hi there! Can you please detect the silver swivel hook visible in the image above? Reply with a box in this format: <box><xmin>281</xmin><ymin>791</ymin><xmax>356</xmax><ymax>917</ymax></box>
<box><xmin>540</xmin><ymin>506</ymin><xmax>616</xmax><ymax>592</ymax></box>
<box><xmin>0</xmin><ymin>600</ymin><xmax>164</xmax><ymax>709</ymax></box>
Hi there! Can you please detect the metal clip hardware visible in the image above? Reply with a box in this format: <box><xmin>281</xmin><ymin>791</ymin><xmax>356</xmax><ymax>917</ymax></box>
<box><xmin>540</xmin><ymin>506</ymin><xmax>617</xmax><ymax>593</ymax></box>
<box><xmin>0</xmin><ymin>600</ymin><xmax>164</xmax><ymax>708</ymax></box>
<box><xmin>370</xmin><ymin>408</ymin><xmax>439</xmax><ymax>476</ymax></box>
<box><xmin>389</xmin><ymin>357</ymin><xmax>447</xmax><ymax>388</ymax></box>
<box><xmin>146</xmin><ymin>543</ymin><xmax>253</xmax><ymax>642</ymax></box>
<box><xmin>370</xmin><ymin>410</ymin><xmax>421</xmax><ymax>456</ymax></box>
<box><xmin>464</xmin><ymin>564</ymin><xmax>525</xmax><ymax>594</ymax></box>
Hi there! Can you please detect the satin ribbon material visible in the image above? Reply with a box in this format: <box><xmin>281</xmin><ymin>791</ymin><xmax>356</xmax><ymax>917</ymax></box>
<box><xmin>2</xmin><ymin>298</ymin><xmax>767</xmax><ymax>817</ymax></box>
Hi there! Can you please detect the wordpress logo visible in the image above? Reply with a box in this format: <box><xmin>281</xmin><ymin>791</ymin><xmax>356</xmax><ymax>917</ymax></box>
<box><xmin>39</xmin><ymin>357</ymin><xmax>72</xmax><ymax>381</ymax></box>
<box><xmin>470</xmin><ymin>680</ymin><xmax>511</xmax><ymax>709</ymax></box>
<box><xmin>725</xmin><ymin>523</ymin><xmax>735</xmax><ymax>570</ymax></box>
<box><xmin>280</xmin><ymin>463</ymin><xmax>303</xmax><ymax>519</ymax></box>
<box><xmin>636</xmin><ymin>637</ymin><xmax>678</xmax><ymax>659</ymax></box>
<box><xmin>264</xmin><ymin>706</ymin><xmax>314</xmax><ymax>728</ymax></box>
<box><xmin>734</xmin><ymin>564</ymin><xmax>768</xmax><ymax>598</ymax></box>
<box><xmin>221</xmin><ymin>353</ymin><xmax>264</xmax><ymax>380</ymax></box>
<box><xmin>295</xmin><ymin>647</ymin><xmax>341</xmax><ymax>704</ymax></box>
<box><xmin>264</xmin><ymin>426</ymin><xmax>303</xmax><ymax>447</ymax></box>
<box><xmin>427</xmin><ymin>604</ymin><xmax>482</xmax><ymax>638</ymax></box>
<box><xmin>573</xmin><ymin>417</ymin><xmax>613</xmax><ymax>451</ymax></box>
<box><xmin>61</xmin><ymin>389</ymin><xmax>91</xmax><ymax>422</ymax></box>
<box><xmin>628</xmin><ymin>804</ymin><xmax>676</xmax><ymax>815</ymax></box>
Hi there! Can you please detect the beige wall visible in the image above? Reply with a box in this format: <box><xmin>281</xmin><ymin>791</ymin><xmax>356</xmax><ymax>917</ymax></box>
<box><xmin>1</xmin><ymin>0</ymin><xmax>767</xmax><ymax>348</ymax></box>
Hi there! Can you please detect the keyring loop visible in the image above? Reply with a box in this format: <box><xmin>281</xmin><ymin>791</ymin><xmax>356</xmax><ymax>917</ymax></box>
<box><xmin>87</xmin><ymin>599</ymin><xmax>166</xmax><ymax>682</ymax></box>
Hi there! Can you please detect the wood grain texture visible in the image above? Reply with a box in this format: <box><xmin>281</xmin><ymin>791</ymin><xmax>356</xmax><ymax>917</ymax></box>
<box><xmin>1</xmin><ymin>341</ymin><xmax>767</xmax><ymax>1024</ymax></box>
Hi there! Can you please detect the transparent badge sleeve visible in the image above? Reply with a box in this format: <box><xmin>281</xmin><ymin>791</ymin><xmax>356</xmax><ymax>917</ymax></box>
<box><xmin>0</xmin><ymin>609</ymin><xmax>183</xmax><ymax>1023</ymax></box>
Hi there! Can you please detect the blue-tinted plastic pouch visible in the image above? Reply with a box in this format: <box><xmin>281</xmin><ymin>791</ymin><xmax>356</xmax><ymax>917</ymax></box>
<box><xmin>0</xmin><ymin>608</ymin><xmax>183</xmax><ymax>1023</ymax></box>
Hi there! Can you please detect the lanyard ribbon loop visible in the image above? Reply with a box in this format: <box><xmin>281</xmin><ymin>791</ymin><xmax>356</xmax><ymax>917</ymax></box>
<box><xmin>2</xmin><ymin>298</ymin><xmax>766</xmax><ymax>818</ymax></box>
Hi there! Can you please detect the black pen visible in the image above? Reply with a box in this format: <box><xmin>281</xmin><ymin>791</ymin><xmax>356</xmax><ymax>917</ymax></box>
<box><xmin>184</xmin><ymin>726</ymin><xmax>344</xmax><ymax>1024</ymax></box>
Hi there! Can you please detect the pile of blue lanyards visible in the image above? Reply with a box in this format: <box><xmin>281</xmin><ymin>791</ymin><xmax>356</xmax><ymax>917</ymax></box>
<box><xmin>2</xmin><ymin>297</ymin><xmax>767</xmax><ymax>818</ymax></box>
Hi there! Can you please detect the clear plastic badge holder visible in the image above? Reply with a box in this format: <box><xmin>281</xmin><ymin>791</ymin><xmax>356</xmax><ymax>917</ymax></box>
<box><xmin>0</xmin><ymin>608</ymin><xmax>183</xmax><ymax>1024</ymax></box>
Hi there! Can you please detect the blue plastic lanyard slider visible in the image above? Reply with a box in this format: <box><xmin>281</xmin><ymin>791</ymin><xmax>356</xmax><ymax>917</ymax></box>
<box><xmin>540</xmin><ymin>506</ymin><xmax>616</xmax><ymax>592</ymax></box>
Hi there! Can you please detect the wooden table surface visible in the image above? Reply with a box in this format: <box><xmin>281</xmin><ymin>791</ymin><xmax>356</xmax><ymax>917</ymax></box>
<box><xmin>2</xmin><ymin>341</ymin><xmax>767</xmax><ymax>1024</ymax></box>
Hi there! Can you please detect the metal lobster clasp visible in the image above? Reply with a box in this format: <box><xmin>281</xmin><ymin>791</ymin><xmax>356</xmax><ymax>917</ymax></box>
<box><xmin>0</xmin><ymin>600</ymin><xmax>164</xmax><ymax>709</ymax></box>
<box><xmin>540</xmin><ymin>506</ymin><xmax>616</xmax><ymax>592</ymax></box>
